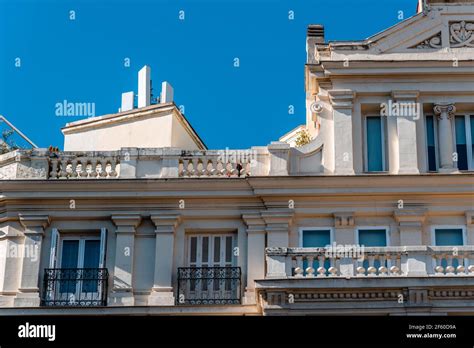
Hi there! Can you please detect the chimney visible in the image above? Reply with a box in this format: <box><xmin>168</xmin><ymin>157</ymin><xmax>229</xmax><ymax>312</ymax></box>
<box><xmin>160</xmin><ymin>81</ymin><xmax>174</xmax><ymax>104</ymax></box>
<box><xmin>306</xmin><ymin>24</ymin><xmax>324</xmax><ymax>64</ymax></box>
<box><xmin>307</xmin><ymin>24</ymin><xmax>325</xmax><ymax>44</ymax></box>
<box><xmin>138</xmin><ymin>65</ymin><xmax>151</xmax><ymax>108</ymax></box>
<box><xmin>121</xmin><ymin>91</ymin><xmax>134</xmax><ymax>112</ymax></box>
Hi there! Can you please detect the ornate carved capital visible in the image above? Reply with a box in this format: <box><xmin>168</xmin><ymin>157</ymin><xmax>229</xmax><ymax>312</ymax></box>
<box><xmin>433</xmin><ymin>104</ymin><xmax>456</xmax><ymax>120</ymax></box>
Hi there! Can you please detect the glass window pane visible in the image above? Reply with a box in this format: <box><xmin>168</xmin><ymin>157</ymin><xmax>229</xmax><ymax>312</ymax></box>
<box><xmin>61</xmin><ymin>240</ymin><xmax>79</xmax><ymax>268</ymax></box>
<box><xmin>471</xmin><ymin>116</ymin><xmax>474</xmax><ymax>167</ymax></box>
<box><xmin>302</xmin><ymin>230</ymin><xmax>331</xmax><ymax>247</ymax></box>
<box><xmin>358</xmin><ymin>229</ymin><xmax>387</xmax><ymax>247</ymax></box>
<box><xmin>225</xmin><ymin>237</ymin><xmax>232</xmax><ymax>263</ymax></box>
<box><xmin>426</xmin><ymin>115</ymin><xmax>437</xmax><ymax>171</ymax></box>
<box><xmin>60</xmin><ymin>240</ymin><xmax>79</xmax><ymax>294</ymax></box>
<box><xmin>190</xmin><ymin>237</ymin><xmax>197</xmax><ymax>263</ymax></box>
<box><xmin>83</xmin><ymin>240</ymin><xmax>100</xmax><ymax>293</ymax></box>
<box><xmin>366</xmin><ymin>117</ymin><xmax>384</xmax><ymax>172</ymax></box>
<box><xmin>213</xmin><ymin>237</ymin><xmax>220</xmax><ymax>263</ymax></box>
<box><xmin>202</xmin><ymin>237</ymin><xmax>209</xmax><ymax>264</ymax></box>
<box><xmin>455</xmin><ymin>116</ymin><xmax>468</xmax><ymax>170</ymax></box>
<box><xmin>435</xmin><ymin>229</ymin><xmax>463</xmax><ymax>246</ymax></box>
<box><xmin>83</xmin><ymin>240</ymin><xmax>100</xmax><ymax>268</ymax></box>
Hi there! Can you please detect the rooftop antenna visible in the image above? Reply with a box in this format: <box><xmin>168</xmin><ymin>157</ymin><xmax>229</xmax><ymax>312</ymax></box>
<box><xmin>0</xmin><ymin>115</ymin><xmax>38</xmax><ymax>148</ymax></box>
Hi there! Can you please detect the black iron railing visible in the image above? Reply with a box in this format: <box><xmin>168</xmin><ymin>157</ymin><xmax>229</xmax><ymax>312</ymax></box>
<box><xmin>177</xmin><ymin>267</ymin><xmax>241</xmax><ymax>305</ymax></box>
<box><xmin>41</xmin><ymin>268</ymin><xmax>109</xmax><ymax>307</ymax></box>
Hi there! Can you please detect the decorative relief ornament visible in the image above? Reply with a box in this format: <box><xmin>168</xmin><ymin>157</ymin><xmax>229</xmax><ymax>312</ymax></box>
<box><xmin>410</xmin><ymin>32</ymin><xmax>442</xmax><ymax>49</ymax></box>
<box><xmin>450</xmin><ymin>21</ymin><xmax>474</xmax><ymax>48</ymax></box>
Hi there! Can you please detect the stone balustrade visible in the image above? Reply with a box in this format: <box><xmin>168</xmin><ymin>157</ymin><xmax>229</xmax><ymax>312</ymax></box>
<box><xmin>178</xmin><ymin>150</ymin><xmax>254</xmax><ymax>178</ymax></box>
<box><xmin>265</xmin><ymin>246</ymin><xmax>474</xmax><ymax>278</ymax></box>
<box><xmin>0</xmin><ymin>146</ymin><xmax>278</xmax><ymax>179</ymax></box>
<box><xmin>49</xmin><ymin>153</ymin><xmax>120</xmax><ymax>179</ymax></box>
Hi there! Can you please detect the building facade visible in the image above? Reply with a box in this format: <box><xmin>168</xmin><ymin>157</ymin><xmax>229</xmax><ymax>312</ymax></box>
<box><xmin>0</xmin><ymin>0</ymin><xmax>473</xmax><ymax>316</ymax></box>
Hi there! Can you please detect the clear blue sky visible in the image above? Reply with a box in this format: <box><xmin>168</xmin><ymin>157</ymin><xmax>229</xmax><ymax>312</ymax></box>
<box><xmin>0</xmin><ymin>0</ymin><xmax>416</xmax><ymax>150</ymax></box>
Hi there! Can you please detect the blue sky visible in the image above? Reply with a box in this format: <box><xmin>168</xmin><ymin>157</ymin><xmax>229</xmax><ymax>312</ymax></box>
<box><xmin>0</xmin><ymin>0</ymin><xmax>416</xmax><ymax>150</ymax></box>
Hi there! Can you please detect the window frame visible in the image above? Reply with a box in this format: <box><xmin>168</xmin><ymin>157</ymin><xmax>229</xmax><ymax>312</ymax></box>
<box><xmin>430</xmin><ymin>225</ymin><xmax>467</xmax><ymax>246</ymax></box>
<box><xmin>298</xmin><ymin>227</ymin><xmax>334</xmax><ymax>248</ymax></box>
<box><xmin>355</xmin><ymin>226</ymin><xmax>390</xmax><ymax>247</ymax></box>
<box><xmin>363</xmin><ymin>115</ymin><xmax>388</xmax><ymax>173</ymax></box>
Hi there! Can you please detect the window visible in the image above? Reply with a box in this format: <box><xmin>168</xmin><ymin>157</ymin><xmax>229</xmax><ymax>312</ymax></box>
<box><xmin>433</xmin><ymin>228</ymin><xmax>464</xmax><ymax>246</ymax></box>
<box><xmin>358</xmin><ymin>228</ymin><xmax>388</xmax><ymax>247</ymax></box>
<box><xmin>365</xmin><ymin>116</ymin><xmax>387</xmax><ymax>172</ymax></box>
<box><xmin>301</xmin><ymin>229</ymin><xmax>332</xmax><ymax>248</ymax></box>
<box><xmin>433</xmin><ymin>227</ymin><xmax>465</xmax><ymax>270</ymax></box>
<box><xmin>187</xmin><ymin>234</ymin><xmax>235</xmax><ymax>268</ymax></box>
<box><xmin>300</xmin><ymin>228</ymin><xmax>332</xmax><ymax>275</ymax></box>
<box><xmin>425</xmin><ymin>115</ymin><xmax>438</xmax><ymax>171</ymax></box>
<box><xmin>455</xmin><ymin>116</ymin><xmax>468</xmax><ymax>170</ymax></box>
<box><xmin>185</xmin><ymin>233</ymin><xmax>237</xmax><ymax>296</ymax></box>
<box><xmin>59</xmin><ymin>238</ymin><xmax>101</xmax><ymax>293</ymax></box>
<box><xmin>357</xmin><ymin>228</ymin><xmax>389</xmax><ymax>271</ymax></box>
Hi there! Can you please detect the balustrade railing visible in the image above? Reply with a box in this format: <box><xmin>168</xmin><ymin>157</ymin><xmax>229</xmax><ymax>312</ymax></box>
<box><xmin>265</xmin><ymin>246</ymin><xmax>474</xmax><ymax>278</ymax></box>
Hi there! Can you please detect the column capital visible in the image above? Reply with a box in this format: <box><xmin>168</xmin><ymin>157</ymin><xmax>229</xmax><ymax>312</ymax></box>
<box><xmin>261</xmin><ymin>210</ymin><xmax>294</xmax><ymax>227</ymax></box>
<box><xmin>328</xmin><ymin>89</ymin><xmax>355</xmax><ymax>109</ymax></box>
<box><xmin>434</xmin><ymin>103</ymin><xmax>456</xmax><ymax>120</ymax></box>
<box><xmin>112</xmin><ymin>214</ymin><xmax>141</xmax><ymax>233</ymax></box>
<box><xmin>19</xmin><ymin>215</ymin><xmax>50</xmax><ymax>231</ymax></box>
<box><xmin>242</xmin><ymin>213</ymin><xmax>266</xmax><ymax>234</ymax></box>
<box><xmin>151</xmin><ymin>214</ymin><xmax>181</xmax><ymax>233</ymax></box>
<box><xmin>333</xmin><ymin>212</ymin><xmax>355</xmax><ymax>228</ymax></box>
<box><xmin>393</xmin><ymin>209</ymin><xmax>427</xmax><ymax>225</ymax></box>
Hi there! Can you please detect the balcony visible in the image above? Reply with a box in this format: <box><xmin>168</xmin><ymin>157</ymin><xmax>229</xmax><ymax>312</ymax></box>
<box><xmin>265</xmin><ymin>246</ymin><xmax>474</xmax><ymax>278</ymax></box>
<box><xmin>257</xmin><ymin>246</ymin><xmax>474</xmax><ymax>315</ymax></box>
<box><xmin>41</xmin><ymin>268</ymin><xmax>109</xmax><ymax>307</ymax></box>
<box><xmin>176</xmin><ymin>267</ymin><xmax>242</xmax><ymax>305</ymax></box>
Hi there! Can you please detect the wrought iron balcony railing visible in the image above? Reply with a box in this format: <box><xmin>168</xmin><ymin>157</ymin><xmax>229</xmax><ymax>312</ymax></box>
<box><xmin>41</xmin><ymin>268</ymin><xmax>109</xmax><ymax>307</ymax></box>
<box><xmin>177</xmin><ymin>267</ymin><xmax>241</xmax><ymax>305</ymax></box>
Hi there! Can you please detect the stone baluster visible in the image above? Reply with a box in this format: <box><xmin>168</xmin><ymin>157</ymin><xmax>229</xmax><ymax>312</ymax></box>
<box><xmin>49</xmin><ymin>160</ymin><xmax>58</xmax><ymax>179</ymax></box>
<box><xmin>295</xmin><ymin>256</ymin><xmax>304</xmax><ymax>277</ymax></box>
<box><xmin>306</xmin><ymin>256</ymin><xmax>315</xmax><ymax>277</ymax></box>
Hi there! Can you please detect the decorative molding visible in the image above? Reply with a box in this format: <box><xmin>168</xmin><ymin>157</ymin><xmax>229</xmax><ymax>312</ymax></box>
<box><xmin>466</xmin><ymin>211</ymin><xmax>474</xmax><ymax>227</ymax></box>
<box><xmin>328</xmin><ymin>89</ymin><xmax>355</xmax><ymax>110</ymax></box>
<box><xmin>450</xmin><ymin>21</ymin><xmax>474</xmax><ymax>48</ymax></box>
<box><xmin>333</xmin><ymin>212</ymin><xmax>355</xmax><ymax>228</ymax></box>
<box><xmin>409</xmin><ymin>32</ymin><xmax>442</xmax><ymax>49</ymax></box>
<box><xmin>18</xmin><ymin>215</ymin><xmax>50</xmax><ymax>231</ymax></box>
<box><xmin>150</xmin><ymin>214</ymin><xmax>181</xmax><ymax>234</ymax></box>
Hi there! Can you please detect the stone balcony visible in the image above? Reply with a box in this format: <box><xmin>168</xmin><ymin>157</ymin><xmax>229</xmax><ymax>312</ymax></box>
<box><xmin>256</xmin><ymin>246</ymin><xmax>474</xmax><ymax>314</ymax></box>
<box><xmin>0</xmin><ymin>142</ymin><xmax>325</xmax><ymax>179</ymax></box>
